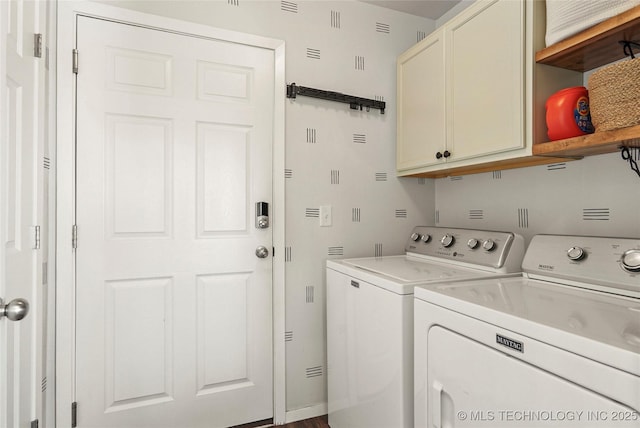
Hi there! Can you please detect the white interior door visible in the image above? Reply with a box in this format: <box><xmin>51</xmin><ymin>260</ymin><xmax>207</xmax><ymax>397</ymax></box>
<box><xmin>0</xmin><ymin>0</ymin><xmax>45</xmax><ymax>427</ymax></box>
<box><xmin>75</xmin><ymin>16</ymin><xmax>274</xmax><ymax>428</ymax></box>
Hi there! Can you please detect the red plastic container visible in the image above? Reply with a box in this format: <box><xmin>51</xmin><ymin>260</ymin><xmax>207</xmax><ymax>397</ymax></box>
<box><xmin>545</xmin><ymin>86</ymin><xmax>595</xmax><ymax>141</ymax></box>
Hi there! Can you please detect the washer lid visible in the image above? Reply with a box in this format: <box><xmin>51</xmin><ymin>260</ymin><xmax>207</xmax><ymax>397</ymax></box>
<box><xmin>342</xmin><ymin>256</ymin><xmax>486</xmax><ymax>283</ymax></box>
<box><xmin>415</xmin><ymin>277</ymin><xmax>640</xmax><ymax>373</ymax></box>
<box><xmin>327</xmin><ymin>255</ymin><xmax>513</xmax><ymax>295</ymax></box>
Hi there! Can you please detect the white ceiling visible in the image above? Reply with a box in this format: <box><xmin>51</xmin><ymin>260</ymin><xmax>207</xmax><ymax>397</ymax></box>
<box><xmin>360</xmin><ymin>0</ymin><xmax>462</xmax><ymax>20</ymax></box>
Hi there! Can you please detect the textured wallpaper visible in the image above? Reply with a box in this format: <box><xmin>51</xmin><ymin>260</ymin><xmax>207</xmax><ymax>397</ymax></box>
<box><xmin>436</xmin><ymin>150</ymin><xmax>640</xmax><ymax>244</ymax></box>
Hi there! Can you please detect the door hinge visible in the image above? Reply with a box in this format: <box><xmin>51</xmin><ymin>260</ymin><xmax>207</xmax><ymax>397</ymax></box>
<box><xmin>72</xmin><ymin>49</ymin><xmax>79</xmax><ymax>74</ymax></box>
<box><xmin>32</xmin><ymin>226</ymin><xmax>41</xmax><ymax>249</ymax></box>
<box><xmin>72</xmin><ymin>225</ymin><xmax>78</xmax><ymax>249</ymax></box>
<box><xmin>71</xmin><ymin>402</ymin><xmax>78</xmax><ymax>428</ymax></box>
<box><xmin>31</xmin><ymin>419</ymin><xmax>39</xmax><ymax>428</ymax></box>
<box><xmin>34</xmin><ymin>33</ymin><xmax>42</xmax><ymax>58</ymax></box>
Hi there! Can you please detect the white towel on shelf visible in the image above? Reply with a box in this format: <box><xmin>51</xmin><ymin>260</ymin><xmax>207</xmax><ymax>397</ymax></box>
<box><xmin>545</xmin><ymin>0</ymin><xmax>640</xmax><ymax>47</ymax></box>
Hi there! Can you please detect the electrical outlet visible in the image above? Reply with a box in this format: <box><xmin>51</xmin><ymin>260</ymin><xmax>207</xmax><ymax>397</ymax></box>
<box><xmin>320</xmin><ymin>205</ymin><xmax>332</xmax><ymax>227</ymax></box>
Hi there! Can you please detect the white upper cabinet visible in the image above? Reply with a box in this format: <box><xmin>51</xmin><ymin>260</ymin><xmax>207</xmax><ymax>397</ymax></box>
<box><xmin>397</xmin><ymin>29</ymin><xmax>445</xmax><ymax>171</ymax></box>
<box><xmin>397</xmin><ymin>0</ymin><xmax>582</xmax><ymax>177</ymax></box>
<box><xmin>447</xmin><ymin>0</ymin><xmax>524</xmax><ymax>161</ymax></box>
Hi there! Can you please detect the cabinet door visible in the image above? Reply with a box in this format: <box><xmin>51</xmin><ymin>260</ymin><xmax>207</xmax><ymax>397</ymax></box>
<box><xmin>397</xmin><ymin>30</ymin><xmax>446</xmax><ymax>171</ymax></box>
<box><xmin>447</xmin><ymin>0</ymin><xmax>524</xmax><ymax>161</ymax></box>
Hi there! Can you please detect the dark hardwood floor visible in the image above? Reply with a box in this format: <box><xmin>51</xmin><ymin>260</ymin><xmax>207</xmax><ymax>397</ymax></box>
<box><xmin>233</xmin><ymin>415</ymin><xmax>329</xmax><ymax>428</ymax></box>
<box><xmin>282</xmin><ymin>415</ymin><xmax>329</xmax><ymax>428</ymax></box>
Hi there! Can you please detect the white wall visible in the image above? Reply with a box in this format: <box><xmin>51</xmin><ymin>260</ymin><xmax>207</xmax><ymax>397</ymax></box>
<box><xmin>435</xmin><ymin>151</ymin><xmax>640</xmax><ymax>244</ymax></box>
<box><xmin>96</xmin><ymin>0</ymin><xmax>436</xmax><ymax>413</ymax></box>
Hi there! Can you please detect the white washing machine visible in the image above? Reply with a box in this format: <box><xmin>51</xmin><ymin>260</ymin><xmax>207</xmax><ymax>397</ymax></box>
<box><xmin>326</xmin><ymin>226</ymin><xmax>525</xmax><ymax>428</ymax></box>
<box><xmin>414</xmin><ymin>234</ymin><xmax>640</xmax><ymax>428</ymax></box>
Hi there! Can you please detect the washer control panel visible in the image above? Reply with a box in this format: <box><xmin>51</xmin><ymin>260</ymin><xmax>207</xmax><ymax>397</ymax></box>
<box><xmin>405</xmin><ymin>226</ymin><xmax>524</xmax><ymax>270</ymax></box>
<box><xmin>523</xmin><ymin>234</ymin><xmax>640</xmax><ymax>297</ymax></box>
<box><xmin>621</xmin><ymin>249</ymin><xmax>640</xmax><ymax>273</ymax></box>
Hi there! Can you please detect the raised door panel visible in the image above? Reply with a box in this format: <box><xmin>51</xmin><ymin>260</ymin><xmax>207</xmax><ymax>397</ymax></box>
<box><xmin>196</xmin><ymin>122</ymin><xmax>250</xmax><ymax>236</ymax></box>
<box><xmin>397</xmin><ymin>30</ymin><xmax>446</xmax><ymax>172</ymax></box>
<box><xmin>447</xmin><ymin>0</ymin><xmax>524</xmax><ymax>161</ymax></box>
<box><xmin>105</xmin><ymin>115</ymin><xmax>173</xmax><ymax>238</ymax></box>
<box><xmin>104</xmin><ymin>277</ymin><xmax>174</xmax><ymax>411</ymax></box>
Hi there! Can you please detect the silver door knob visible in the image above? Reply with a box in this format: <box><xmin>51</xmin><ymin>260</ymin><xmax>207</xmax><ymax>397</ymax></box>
<box><xmin>0</xmin><ymin>297</ymin><xmax>29</xmax><ymax>321</ymax></box>
<box><xmin>255</xmin><ymin>246</ymin><xmax>269</xmax><ymax>258</ymax></box>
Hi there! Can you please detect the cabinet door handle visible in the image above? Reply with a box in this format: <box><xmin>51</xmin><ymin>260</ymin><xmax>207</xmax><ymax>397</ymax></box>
<box><xmin>435</xmin><ymin>151</ymin><xmax>443</xmax><ymax>159</ymax></box>
<box><xmin>443</xmin><ymin>150</ymin><xmax>451</xmax><ymax>158</ymax></box>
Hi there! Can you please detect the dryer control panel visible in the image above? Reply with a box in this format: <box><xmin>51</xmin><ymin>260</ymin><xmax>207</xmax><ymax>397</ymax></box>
<box><xmin>523</xmin><ymin>234</ymin><xmax>640</xmax><ymax>298</ymax></box>
<box><xmin>405</xmin><ymin>226</ymin><xmax>525</xmax><ymax>272</ymax></box>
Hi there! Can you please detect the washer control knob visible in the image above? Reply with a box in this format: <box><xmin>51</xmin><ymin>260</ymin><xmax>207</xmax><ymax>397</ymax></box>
<box><xmin>567</xmin><ymin>246</ymin><xmax>586</xmax><ymax>261</ymax></box>
<box><xmin>410</xmin><ymin>232</ymin><xmax>421</xmax><ymax>242</ymax></box>
<box><xmin>467</xmin><ymin>238</ymin><xmax>479</xmax><ymax>249</ymax></box>
<box><xmin>421</xmin><ymin>234</ymin><xmax>432</xmax><ymax>243</ymax></box>
<box><xmin>440</xmin><ymin>234</ymin><xmax>455</xmax><ymax>248</ymax></box>
<box><xmin>482</xmin><ymin>239</ymin><xmax>496</xmax><ymax>252</ymax></box>
<box><xmin>621</xmin><ymin>249</ymin><xmax>640</xmax><ymax>273</ymax></box>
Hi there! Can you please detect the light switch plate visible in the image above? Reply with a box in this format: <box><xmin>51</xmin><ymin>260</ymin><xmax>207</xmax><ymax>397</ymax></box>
<box><xmin>320</xmin><ymin>205</ymin><xmax>332</xmax><ymax>227</ymax></box>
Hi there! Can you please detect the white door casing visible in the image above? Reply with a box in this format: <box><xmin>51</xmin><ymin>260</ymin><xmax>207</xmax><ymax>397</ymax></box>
<box><xmin>56</xmin><ymin>3</ymin><xmax>286</xmax><ymax>427</ymax></box>
<box><xmin>1</xmin><ymin>0</ymin><xmax>47</xmax><ymax>426</ymax></box>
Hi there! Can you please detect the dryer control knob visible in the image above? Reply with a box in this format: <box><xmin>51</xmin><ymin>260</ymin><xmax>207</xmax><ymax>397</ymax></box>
<box><xmin>421</xmin><ymin>234</ymin><xmax>432</xmax><ymax>243</ymax></box>
<box><xmin>410</xmin><ymin>232</ymin><xmax>421</xmax><ymax>242</ymax></box>
<box><xmin>440</xmin><ymin>234</ymin><xmax>455</xmax><ymax>248</ymax></box>
<box><xmin>482</xmin><ymin>239</ymin><xmax>496</xmax><ymax>252</ymax></box>
<box><xmin>567</xmin><ymin>246</ymin><xmax>586</xmax><ymax>261</ymax></box>
<box><xmin>621</xmin><ymin>249</ymin><xmax>640</xmax><ymax>273</ymax></box>
<box><xmin>467</xmin><ymin>238</ymin><xmax>479</xmax><ymax>249</ymax></box>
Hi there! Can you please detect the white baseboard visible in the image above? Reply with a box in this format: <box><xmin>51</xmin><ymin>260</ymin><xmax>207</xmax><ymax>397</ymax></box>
<box><xmin>284</xmin><ymin>402</ymin><xmax>328</xmax><ymax>424</ymax></box>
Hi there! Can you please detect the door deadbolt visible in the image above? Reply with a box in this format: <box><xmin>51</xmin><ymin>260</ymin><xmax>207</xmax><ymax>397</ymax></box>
<box><xmin>256</xmin><ymin>202</ymin><xmax>269</xmax><ymax>229</ymax></box>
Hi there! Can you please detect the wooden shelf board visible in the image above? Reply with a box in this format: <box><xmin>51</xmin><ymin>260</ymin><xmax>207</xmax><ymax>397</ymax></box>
<box><xmin>533</xmin><ymin>124</ymin><xmax>640</xmax><ymax>158</ymax></box>
<box><xmin>403</xmin><ymin>155</ymin><xmax>577</xmax><ymax>179</ymax></box>
<box><xmin>536</xmin><ymin>5</ymin><xmax>640</xmax><ymax>72</ymax></box>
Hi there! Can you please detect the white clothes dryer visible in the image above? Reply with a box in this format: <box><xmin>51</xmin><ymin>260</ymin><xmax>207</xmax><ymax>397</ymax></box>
<box><xmin>414</xmin><ymin>234</ymin><xmax>640</xmax><ymax>428</ymax></box>
<box><xmin>327</xmin><ymin>226</ymin><xmax>525</xmax><ymax>428</ymax></box>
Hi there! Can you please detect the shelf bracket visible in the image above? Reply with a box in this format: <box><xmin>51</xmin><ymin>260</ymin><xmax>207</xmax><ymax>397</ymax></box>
<box><xmin>620</xmin><ymin>40</ymin><xmax>640</xmax><ymax>59</ymax></box>
<box><xmin>286</xmin><ymin>83</ymin><xmax>385</xmax><ymax>114</ymax></box>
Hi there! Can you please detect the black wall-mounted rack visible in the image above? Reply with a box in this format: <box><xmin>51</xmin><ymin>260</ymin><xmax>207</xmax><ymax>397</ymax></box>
<box><xmin>286</xmin><ymin>83</ymin><xmax>385</xmax><ymax>114</ymax></box>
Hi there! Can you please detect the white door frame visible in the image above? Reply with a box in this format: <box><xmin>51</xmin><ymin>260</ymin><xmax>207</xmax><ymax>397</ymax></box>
<box><xmin>55</xmin><ymin>2</ymin><xmax>286</xmax><ymax>425</ymax></box>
